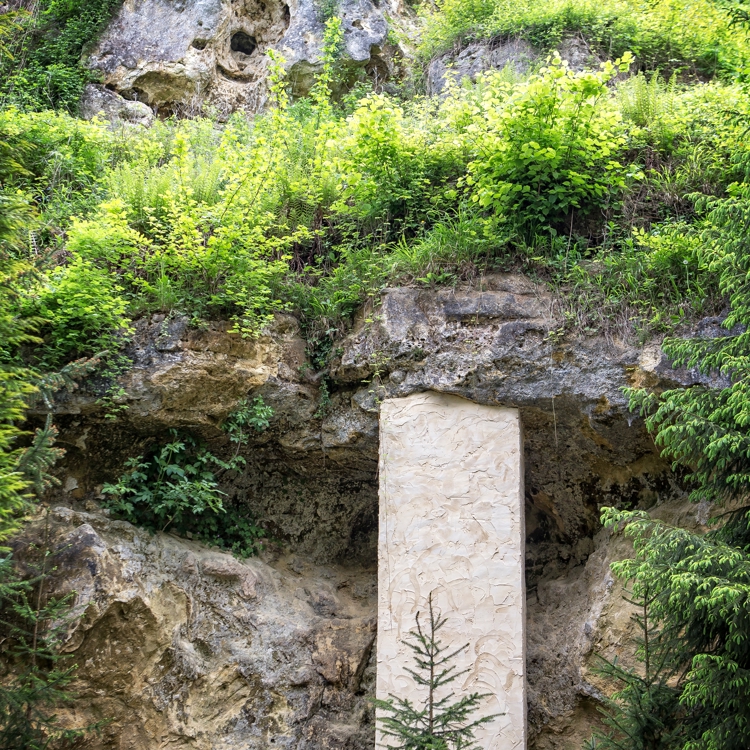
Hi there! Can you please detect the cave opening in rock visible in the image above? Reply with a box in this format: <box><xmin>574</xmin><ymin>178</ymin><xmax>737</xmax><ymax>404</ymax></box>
<box><xmin>231</xmin><ymin>31</ymin><xmax>257</xmax><ymax>56</ymax></box>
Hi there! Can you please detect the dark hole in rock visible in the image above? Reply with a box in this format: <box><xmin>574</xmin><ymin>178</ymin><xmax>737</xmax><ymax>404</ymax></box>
<box><xmin>231</xmin><ymin>31</ymin><xmax>257</xmax><ymax>56</ymax></box>
<box><xmin>283</xmin><ymin>4</ymin><xmax>290</xmax><ymax>25</ymax></box>
<box><xmin>192</xmin><ymin>38</ymin><xmax>208</xmax><ymax>50</ymax></box>
<box><xmin>352</xmin><ymin>19</ymin><xmax>363</xmax><ymax>29</ymax></box>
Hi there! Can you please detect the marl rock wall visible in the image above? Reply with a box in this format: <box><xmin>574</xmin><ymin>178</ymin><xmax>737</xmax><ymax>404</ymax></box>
<box><xmin>16</xmin><ymin>276</ymin><xmax>714</xmax><ymax>748</ymax></box>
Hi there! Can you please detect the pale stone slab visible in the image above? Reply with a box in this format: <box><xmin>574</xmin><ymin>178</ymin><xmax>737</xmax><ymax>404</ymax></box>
<box><xmin>377</xmin><ymin>392</ymin><xmax>525</xmax><ymax>750</ymax></box>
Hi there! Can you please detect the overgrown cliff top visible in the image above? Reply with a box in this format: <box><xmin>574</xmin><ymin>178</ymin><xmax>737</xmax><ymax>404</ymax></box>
<box><xmin>0</xmin><ymin>0</ymin><xmax>748</xmax><ymax>382</ymax></box>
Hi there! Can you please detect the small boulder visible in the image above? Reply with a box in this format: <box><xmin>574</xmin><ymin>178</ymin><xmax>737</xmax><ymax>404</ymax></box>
<box><xmin>80</xmin><ymin>84</ymin><xmax>154</xmax><ymax>127</ymax></box>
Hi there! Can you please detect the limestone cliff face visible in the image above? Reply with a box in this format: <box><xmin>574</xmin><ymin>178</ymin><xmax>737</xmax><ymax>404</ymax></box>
<box><xmin>22</xmin><ymin>277</ymin><xmax>710</xmax><ymax>748</ymax></box>
<box><xmin>84</xmin><ymin>0</ymin><xmax>409</xmax><ymax>114</ymax></box>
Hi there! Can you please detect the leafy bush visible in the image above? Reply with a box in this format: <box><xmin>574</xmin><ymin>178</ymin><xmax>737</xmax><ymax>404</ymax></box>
<box><xmin>102</xmin><ymin>430</ymin><xmax>266</xmax><ymax>556</ymax></box>
<box><xmin>30</xmin><ymin>257</ymin><xmax>131</xmax><ymax>365</ymax></box>
<box><xmin>0</xmin><ymin>107</ymin><xmax>126</xmax><ymax>249</ymax></box>
<box><xmin>102</xmin><ymin>433</ymin><xmax>228</xmax><ymax>533</ymax></box>
<box><xmin>464</xmin><ymin>55</ymin><xmax>634</xmax><ymax>235</ymax></box>
<box><xmin>331</xmin><ymin>94</ymin><xmax>463</xmax><ymax>232</ymax></box>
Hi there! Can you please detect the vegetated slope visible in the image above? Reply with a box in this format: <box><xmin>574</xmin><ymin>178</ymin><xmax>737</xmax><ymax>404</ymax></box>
<box><xmin>1</xmin><ymin>11</ymin><xmax>748</xmax><ymax>371</ymax></box>
<box><xmin>418</xmin><ymin>0</ymin><xmax>749</xmax><ymax>79</ymax></box>
<box><xmin>0</xmin><ymin>1</ymin><xmax>746</xmax><ymax>538</ymax></box>
<box><xmin>0</xmin><ymin>0</ymin><xmax>124</xmax><ymax>112</ymax></box>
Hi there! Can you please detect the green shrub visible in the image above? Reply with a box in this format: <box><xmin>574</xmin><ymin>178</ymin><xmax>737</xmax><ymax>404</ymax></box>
<box><xmin>464</xmin><ymin>55</ymin><xmax>635</xmax><ymax>236</ymax></box>
<box><xmin>102</xmin><ymin>430</ymin><xmax>266</xmax><ymax>556</ymax></box>
<box><xmin>331</xmin><ymin>94</ymin><xmax>466</xmax><ymax>235</ymax></box>
<box><xmin>30</xmin><ymin>257</ymin><xmax>131</xmax><ymax>365</ymax></box>
<box><xmin>0</xmin><ymin>108</ymin><xmax>122</xmax><ymax>247</ymax></box>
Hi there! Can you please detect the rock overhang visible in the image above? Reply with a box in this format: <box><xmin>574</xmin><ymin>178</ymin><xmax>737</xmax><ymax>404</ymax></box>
<box><xmin>19</xmin><ymin>279</ymin><xmax>716</xmax><ymax>748</ymax></box>
<box><xmin>37</xmin><ymin>279</ymin><xmax>698</xmax><ymax>574</ymax></box>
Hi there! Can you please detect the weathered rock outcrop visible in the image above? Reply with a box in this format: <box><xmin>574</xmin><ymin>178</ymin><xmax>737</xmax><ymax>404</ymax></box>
<box><xmin>425</xmin><ymin>35</ymin><xmax>602</xmax><ymax>96</ymax></box>
<box><xmin>13</xmin><ymin>507</ymin><xmax>378</xmax><ymax>749</ymax></box>
<box><xmin>86</xmin><ymin>0</ymin><xmax>407</xmax><ymax>114</ymax></box>
<box><xmin>25</xmin><ymin>277</ymin><xmax>709</xmax><ymax>748</ymax></box>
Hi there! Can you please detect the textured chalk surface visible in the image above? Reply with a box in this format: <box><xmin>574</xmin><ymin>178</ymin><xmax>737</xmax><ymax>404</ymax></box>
<box><xmin>377</xmin><ymin>392</ymin><xmax>525</xmax><ymax>749</ymax></box>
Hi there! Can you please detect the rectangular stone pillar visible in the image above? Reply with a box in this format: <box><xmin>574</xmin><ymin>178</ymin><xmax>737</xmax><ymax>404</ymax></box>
<box><xmin>377</xmin><ymin>392</ymin><xmax>525</xmax><ymax>750</ymax></box>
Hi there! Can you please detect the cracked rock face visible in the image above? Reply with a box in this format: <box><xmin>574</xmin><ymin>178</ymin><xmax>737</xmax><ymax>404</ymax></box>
<box><xmin>28</xmin><ymin>277</ymin><xmax>708</xmax><ymax>747</ymax></box>
<box><xmin>12</xmin><ymin>508</ymin><xmax>378</xmax><ymax>749</ymax></box>
<box><xmin>86</xmin><ymin>0</ymin><xmax>395</xmax><ymax>114</ymax></box>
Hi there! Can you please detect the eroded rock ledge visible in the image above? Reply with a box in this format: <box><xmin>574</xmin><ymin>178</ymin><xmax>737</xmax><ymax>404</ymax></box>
<box><xmin>26</xmin><ymin>277</ymin><xmax>710</xmax><ymax>748</ymax></box>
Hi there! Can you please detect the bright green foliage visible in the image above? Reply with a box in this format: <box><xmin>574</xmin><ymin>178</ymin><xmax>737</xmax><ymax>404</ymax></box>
<box><xmin>618</xmin><ymin>72</ymin><xmax>679</xmax><ymax>150</ymax></box>
<box><xmin>65</xmin><ymin>119</ymin><xmax>293</xmax><ymax>334</ymax></box>
<box><xmin>0</xmin><ymin>107</ymin><xmax>124</xmax><ymax>248</ymax></box>
<box><xmin>0</xmin><ymin>9</ymin><xmax>25</xmax><ymax>61</ymax></box>
<box><xmin>0</xmin><ymin>12</ymin><xmax>746</xmax><ymax>375</ymax></box>
<box><xmin>0</xmin><ymin>132</ymin><xmax>34</xmax><ymax>253</ymax></box>
<box><xmin>332</xmin><ymin>94</ymin><xmax>463</xmax><ymax>231</ymax></box>
<box><xmin>29</xmin><ymin>257</ymin><xmax>130</xmax><ymax>366</ymax></box>
<box><xmin>373</xmin><ymin>594</ymin><xmax>497</xmax><ymax>749</ymax></box>
<box><xmin>464</xmin><ymin>55</ymin><xmax>634</xmax><ymax>234</ymax></box>
<box><xmin>310</xmin><ymin>16</ymin><xmax>345</xmax><ymax>112</ymax></box>
<box><xmin>0</xmin><ymin>267</ymin><xmax>39</xmax><ymax>546</ymax></box>
<box><xmin>419</xmin><ymin>0</ymin><xmax>750</xmax><ymax>79</ymax></box>
<box><xmin>102</xmin><ymin>431</ymin><xmax>265</xmax><ymax>556</ymax></box>
<box><xmin>0</xmin><ymin>0</ymin><xmax>123</xmax><ymax>112</ymax></box>
<box><xmin>1</xmin><ymin>32</ymin><xmax>746</xmax><ymax>372</ymax></box>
